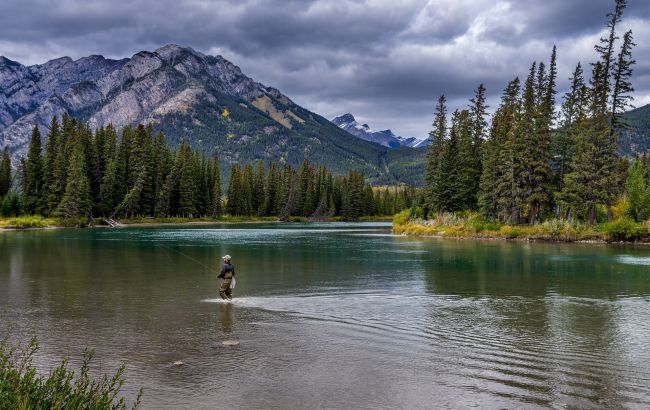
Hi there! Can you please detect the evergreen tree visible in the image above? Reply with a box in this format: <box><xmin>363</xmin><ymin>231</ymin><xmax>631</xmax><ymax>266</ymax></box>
<box><xmin>0</xmin><ymin>147</ymin><xmax>11</xmax><ymax>198</ymax></box>
<box><xmin>454</xmin><ymin>110</ymin><xmax>476</xmax><ymax>210</ymax></box>
<box><xmin>43</xmin><ymin>117</ymin><xmax>60</xmax><ymax>210</ymax></box>
<box><xmin>227</xmin><ymin>164</ymin><xmax>242</xmax><ymax>216</ymax></box>
<box><xmin>424</xmin><ymin>95</ymin><xmax>447</xmax><ymax>216</ymax></box>
<box><xmin>241</xmin><ymin>164</ymin><xmax>254</xmax><ymax>216</ymax></box>
<box><xmin>57</xmin><ymin>143</ymin><xmax>92</xmax><ymax>219</ymax></box>
<box><xmin>177</xmin><ymin>147</ymin><xmax>198</xmax><ymax>217</ymax></box>
<box><xmin>553</xmin><ymin>62</ymin><xmax>588</xmax><ymax>217</ymax></box>
<box><xmin>478</xmin><ymin>78</ymin><xmax>524</xmax><ymax>222</ymax></box>
<box><xmin>253</xmin><ymin>160</ymin><xmax>265</xmax><ymax>215</ymax></box>
<box><xmin>611</xmin><ymin>30</ymin><xmax>636</xmax><ymax>130</ymax></box>
<box><xmin>24</xmin><ymin>126</ymin><xmax>45</xmax><ymax>215</ymax></box>
<box><xmin>210</xmin><ymin>154</ymin><xmax>222</xmax><ymax>217</ymax></box>
<box><xmin>434</xmin><ymin>110</ymin><xmax>462</xmax><ymax>213</ymax></box>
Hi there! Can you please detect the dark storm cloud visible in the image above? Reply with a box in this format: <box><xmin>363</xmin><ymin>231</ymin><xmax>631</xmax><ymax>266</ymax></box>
<box><xmin>1</xmin><ymin>0</ymin><xmax>649</xmax><ymax>137</ymax></box>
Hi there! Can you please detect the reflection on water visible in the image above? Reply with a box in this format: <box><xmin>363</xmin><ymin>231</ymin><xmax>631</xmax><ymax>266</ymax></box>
<box><xmin>1</xmin><ymin>223</ymin><xmax>650</xmax><ymax>409</ymax></box>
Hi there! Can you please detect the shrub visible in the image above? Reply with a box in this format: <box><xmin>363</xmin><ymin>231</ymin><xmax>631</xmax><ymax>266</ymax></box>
<box><xmin>601</xmin><ymin>217</ymin><xmax>646</xmax><ymax>241</ymax></box>
<box><xmin>392</xmin><ymin>209</ymin><xmax>411</xmax><ymax>226</ymax></box>
<box><xmin>0</xmin><ymin>336</ymin><xmax>142</xmax><ymax>409</ymax></box>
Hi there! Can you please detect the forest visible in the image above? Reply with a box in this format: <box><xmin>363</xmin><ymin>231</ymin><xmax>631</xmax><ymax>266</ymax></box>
<box><xmin>0</xmin><ymin>115</ymin><xmax>416</xmax><ymax>221</ymax></box>
<box><xmin>422</xmin><ymin>0</ymin><xmax>641</xmax><ymax>226</ymax></box>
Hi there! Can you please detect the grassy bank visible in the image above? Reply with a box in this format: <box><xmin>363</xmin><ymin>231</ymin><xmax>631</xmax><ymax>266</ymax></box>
<box><xmin>392</xmin><ymin>210</ymin><xmax>650</xmax><ymax>242</ymax></box>
<box><xmin>0</xmin><ymin>216</ymin><xmax>88</xmax><ymax>229</ymax></box>
<box><xmin>0</xmin><ymin>215</ymin><xmax>393</xmax><ymax>229</ymax></box>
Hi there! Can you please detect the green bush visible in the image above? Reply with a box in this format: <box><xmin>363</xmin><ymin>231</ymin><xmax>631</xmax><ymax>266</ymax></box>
<box><xmin>0</xmin><ymin>336</ymin><xmax>142</xmax><ymax>409</ymax></box>
<box><xmin>409</xmin><ymin>206</ymin><xmax>424</xmax><ymax>220</ymax></box>
<box><xmin>393</xmin><ymin>209</ymin><xmax>411</xmax><ymax>226</ymax></box>
<box><xmin>601</xmin><ymin>217</ymin><xmax>646</xmax><ymax>241</ymax></box>
<box><xmin>465</xmin><ymin>216</ymin><xmax>501</xmax><ymax>233</ymax></box>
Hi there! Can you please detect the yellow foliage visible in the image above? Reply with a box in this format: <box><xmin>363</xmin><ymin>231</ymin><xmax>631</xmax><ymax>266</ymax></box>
<box><xmin>222</xmin><ymin>108</ymin><xmax>231</xmax><ymax>119</ymax></box>
<box><xmin>611</xmin><ymin>196</ymin><xmax>629</xmax><ymax>219</ymax></box>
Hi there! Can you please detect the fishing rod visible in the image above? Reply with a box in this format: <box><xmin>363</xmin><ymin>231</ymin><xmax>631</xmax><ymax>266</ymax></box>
<box><xmin>155</xmin><ymin>242</ymin><xmax>220</xmax><ymax>275</ymax></box>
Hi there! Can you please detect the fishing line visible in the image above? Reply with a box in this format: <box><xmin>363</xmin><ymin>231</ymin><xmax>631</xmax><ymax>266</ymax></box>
<box><xmin>155</xmin><ymin>242</ymin><xmax>219</xmax><ymax>275</ymax></box>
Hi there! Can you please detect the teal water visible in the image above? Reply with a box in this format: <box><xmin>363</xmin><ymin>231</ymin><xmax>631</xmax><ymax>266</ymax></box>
<box><xmin>2</xmin><ymin>222</ymin><xmax>650</xmax><ymax>409</ymax></box>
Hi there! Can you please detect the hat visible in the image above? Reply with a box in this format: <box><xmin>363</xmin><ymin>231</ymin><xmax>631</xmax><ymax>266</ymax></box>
<box><xmin>222</xmin><ymin>255</ymin><xmax>231</xmax><ymax>261</ymax></box>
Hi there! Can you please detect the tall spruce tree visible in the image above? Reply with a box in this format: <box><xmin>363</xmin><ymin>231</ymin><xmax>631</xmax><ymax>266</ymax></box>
<box><xmin>424</xmin><ymin>95</ymin><xmax>447</xmax><ymax>216</ymax></box>
<box><xmin>492</xmin><ymin>78</ymin><xmax>522</xmax><ymax>223</ymax></box>
<box><xmin>0</xmin><ymin>147</ymin><xmax>11</xmax><ymax>198</ymax></box>
<box><xmin>433</xmin><ymin>110</ymin><xmax>462</xmax><ymax>213</ymax></box>
<box><xmin>210</xmin><ymin>154</ymin><xmax>222</xmax><ymax>217</ymax></box>
<box><xmin>24</xmin><ymin>126</ymin><xmax>45</xmax><ymax>215</ymax></box>
<box><xmin>57</xmin><ymin>143</ymin><xmax>92</xmax><ymax>219</ymax></box>
<box><xmin>610</xmin><ymin>29</ymin><xmax>636</xmax><ymax>131</ymax></box>
<box><xmin>553</xmin><ymin>62</ymin><xmax>588</xmax><ymax>217</ymax></box>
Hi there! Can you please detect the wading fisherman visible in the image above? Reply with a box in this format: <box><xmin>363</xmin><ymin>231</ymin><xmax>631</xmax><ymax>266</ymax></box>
<box><xmin>218</xmin><ymin>255</ymin><xmax>235</xmax><ymax>300</ymax></box>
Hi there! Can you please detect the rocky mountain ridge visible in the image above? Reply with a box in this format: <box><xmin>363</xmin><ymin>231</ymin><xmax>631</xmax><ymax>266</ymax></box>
<box><xmin>0</xmin><ymin>45</ymin><xmax>425</xmax><ymax>185</ymax></box>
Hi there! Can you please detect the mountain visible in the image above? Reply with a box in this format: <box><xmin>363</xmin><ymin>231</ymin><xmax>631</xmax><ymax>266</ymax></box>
<box><xmin>618</xmin><ymin>103</ymin><xmax>650</xmax><ymax>156</ymax></box>
<box><xmin>331</xmin><ymin>113</ymin><xmax>427</xmax><ymax>148</ymax></box>
<box><xmin>0</xmin><ymin>45</ymin><xmax>424</xmax><ymax>185</ymax></box>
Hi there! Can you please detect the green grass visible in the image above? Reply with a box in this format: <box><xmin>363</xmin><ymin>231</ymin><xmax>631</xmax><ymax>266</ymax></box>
<box><xmin>393</xmin><ymin>210</ymin><xmax>648</xmax><ymax>242</ymax></box>
<box><xmin>0</xmin><ymin>336</ymin><xmax>141</xmax><ymax>409</ymax></box>
<box><xmin>0</xmin><ymin>216</ymin><xmax>89</xmax><ymax>229</ymax></box>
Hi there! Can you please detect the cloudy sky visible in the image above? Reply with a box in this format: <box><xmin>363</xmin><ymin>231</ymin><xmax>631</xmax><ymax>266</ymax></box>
<box><xmin>1</xmin><ymin>0</ymin><xmax>649</xmax><ymax>138</ymax></box>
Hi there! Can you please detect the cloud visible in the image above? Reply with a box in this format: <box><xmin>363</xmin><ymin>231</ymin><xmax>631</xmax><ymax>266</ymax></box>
<box><xmin>0</xmin><ymin>0</ymin><xmax>648</xmax><ymax>138</ymax></box>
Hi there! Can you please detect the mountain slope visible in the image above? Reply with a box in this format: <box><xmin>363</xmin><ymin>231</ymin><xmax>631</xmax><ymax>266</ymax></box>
<box><xmin>619</xmin><ymin>103</ymin><xmax>650</xmax><ymax>156</ymax></box>
<box><xmin>0</xmin><ymin>45</ymin><xmax>424</xmax><ymax>185</ymax></box>
<box><xmin>331</xmin><ymin>113</ymin><xmax>424</xmax><ymax>148</ymax></box>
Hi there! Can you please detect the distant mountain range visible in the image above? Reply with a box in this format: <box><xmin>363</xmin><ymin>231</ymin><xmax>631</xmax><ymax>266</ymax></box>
<box><xmin>331</xmin><ymin>113</ymin><xmax>430</xmax><ymax>148</ymax></box>
<box><xmin>0</xmin><ymin>45</ymin><xmax>424</xmax><ymax>185</ymax></box>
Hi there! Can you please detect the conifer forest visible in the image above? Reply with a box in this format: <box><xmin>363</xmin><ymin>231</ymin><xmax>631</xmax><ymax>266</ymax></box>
<box><xmin>423</xmin><ymin>0</ymin><xmax>638</xmax><ymax>225</ymax></box>
<box><xmin>0</xmin><ymin>114</ymin><xmax>415</xmax><ymax>220</ymax></box>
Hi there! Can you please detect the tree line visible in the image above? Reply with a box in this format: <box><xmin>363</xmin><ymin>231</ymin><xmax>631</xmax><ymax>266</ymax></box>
<box><xmin>0</xmin><ymin>114</ymin><xmax>417</xmax><ymax>220</ymax></box>
<box><xmin>424</xmin><ymin>0</ymin><xmax>636</xmax><ymax>225</ymax></box>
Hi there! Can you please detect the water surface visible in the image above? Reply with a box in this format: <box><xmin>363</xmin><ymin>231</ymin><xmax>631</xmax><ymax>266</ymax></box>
<box><xmin>2</xmin><ymin>222</ymin><xmax>650</xmax><ymax>409</ymax></box>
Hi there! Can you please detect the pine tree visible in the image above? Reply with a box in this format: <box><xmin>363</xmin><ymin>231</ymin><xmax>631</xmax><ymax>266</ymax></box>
<box><xmin>553</xmin><ymin>62</ymin><xmax>588</xmax><ymax>218</ymax></box>
<box><xmin>560</xmin><ymin>63</ymin><xmax>611</xmax><ymax>224</ymax></box>
<box><xmin>454</xmin><ymin>110</ymin><xmax>476</xmax><ymax>210</ymax></box>
<box><xmin>24</xmin><ymin>126</ymin><xmax>45</xmax><ymax>215</ymax></box>
<box><xmin>177</xmin><ymin>148</ymin><xmax>198</xmax><ymax>217</ymax></box>
<box><xmin>115</xmin><ymin>125</ymin><xmax>152</xmax><ymax>217</ymax></box>
<box><xmin>424</xmin><ymin>95</ymin><xmax>447</xmax><ymax>216</ymax></box>
<box><xmin>611</xmin><ymin>30</ymin><xmax>636</xmax><ymax>130</ymax></box>
<box><xmin>253</xmin><ymin>160</ymin><xmax>265</xmax><ymax>215</ymax></box>
<box><xmin>594</xmin><ymin>0</ymin><xmax>627</xmax><ymax>99</ymax></box>
<box><xmin>434</xmin><ymin>110</ymin><xmax>462</xmax><ymax>213</ymax></box>
<box><xmin>227</xmin><ymin>164</ymin><xmax>242</xmax><ymax>216</ymax></box>
<box><xmin>0</xmin><ymin>147</ymin><xmax>11</xmax><ymax>198</ymax></box>
<box><xmin>241</xmin><ymin>164</ymin><xmax>254</xmax><ymax>216</ymax></box>
<box><xmin>210</xmin><ymin>154</ymin><xmax>222</xmax><ymax>217</ymax></box>
<box><xmin>57</xmin><ymin>143</ymin><xmax>92</xmax><ymax>219</ymax></box>
<box><xmin>151</xmin><ymin>132</ymin><xmax>171</xmax><ymax>216</ymax></box>
<box><xmin>466</xmin><ymin>83</ymin><xmax>488</xmax><ymax>210</ymax></box>
<box><xmin>493</xmin><ymin>78</ymin><xmax>522</xmax><ymax>223</ymax></box>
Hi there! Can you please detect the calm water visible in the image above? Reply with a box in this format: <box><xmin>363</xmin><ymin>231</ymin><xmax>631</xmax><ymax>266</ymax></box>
<box><xmin>2</xmin><ymin>222</ymin><xmax>650</xmax><ymax>409</ymax></box>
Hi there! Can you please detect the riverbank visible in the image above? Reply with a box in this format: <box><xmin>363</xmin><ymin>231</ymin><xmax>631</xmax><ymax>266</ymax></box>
<box><xmin>392</xmin><ymin>210</ymin><xmax>650</xmax><ymax>243</ymax></box>
<box><xmin>0</xmin><ymin>215</ymin><xmax>393</xmax><ymax>229</ymax></box>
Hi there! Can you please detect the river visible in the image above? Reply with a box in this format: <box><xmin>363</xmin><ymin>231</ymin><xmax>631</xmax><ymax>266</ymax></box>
<box><xmin>2</xmin><ymin>222</ymin><xmax>650</xmax><ymax>409</ymax></box>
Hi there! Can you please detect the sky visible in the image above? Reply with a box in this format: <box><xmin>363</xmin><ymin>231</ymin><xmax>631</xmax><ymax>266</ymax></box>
<box><xmin>1</xmin><ymin>0</ymin><xmax>649</xmax><ymax>139</ymax></box>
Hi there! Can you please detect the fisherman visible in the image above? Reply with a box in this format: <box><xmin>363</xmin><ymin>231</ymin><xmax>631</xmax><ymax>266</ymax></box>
<box><xmin>218</xmin><ymin>255</ymin><xmax>235</xmax><ymax>300</ymax></box>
